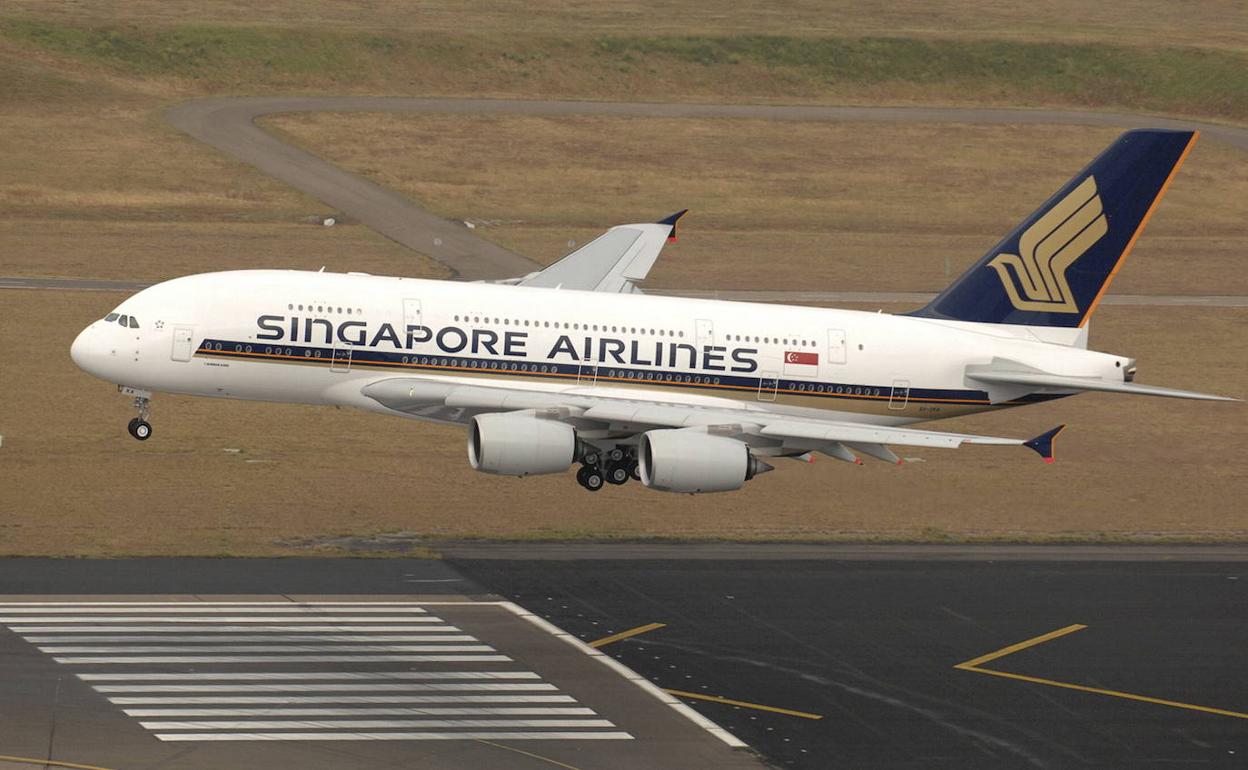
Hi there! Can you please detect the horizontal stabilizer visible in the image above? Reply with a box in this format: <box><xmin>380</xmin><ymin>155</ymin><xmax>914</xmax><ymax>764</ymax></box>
<box><xmin>1023</xmin><ymin>425</ymin><xmax>1066</xmax><ymax>464</ymax></box>
<box><xmin>968</xmin><ymin>370</ymin><xmax>1237</xmax><ymax>402</ymax></box>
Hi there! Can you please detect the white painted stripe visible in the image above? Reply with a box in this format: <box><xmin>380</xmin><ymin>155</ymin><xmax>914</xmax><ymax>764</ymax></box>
<box><xmin>41</xmin><ymin>645</ymin><xmax>495</xmax><ymax>653</ymax></box>
<box><xmin>55</xmin><ymin>655</ymin><xmax>511</xmax><ymax>663</ymax></box>
<box><xmin>81</xmin><ymin>671</ymin><xmax>540</xmax><ymax>681</ymax></box>
<box><xmin>124</xmin><ymin>707</ymin><xmax>595</xmax><ymax>717</ymax></box>
<box><xmin>1</xmin><ymin>616</ymin><xmax>440</xmax><ymax>623</ymax></box>
<box><xmin>97</xmin><ymin>683</ymin><xmax>557</xmax><ymax>693</ymax></box>
<box><xmin>497</xmin><ymin>600</ymin><xmax>748</xmax><ymax>749</ymax></box>
<box><xmin>0</xmin><ymin>606</ymin><xmax>427</xmax><ymax>614</ymax></box>
<box><xmin>142</xmin><ymin>719</ymin><xmax>616</xmax><ymax>730</ymax></box>
<box><xmin>10</xmin><ymin>624</ymin><xmax>452</xmax><ymax>632</ymax></box>
<box><xmin>110</xmin><ymin>695</ymin><xmax>577</xmax><ymax>704</ymax></box>
<box><xmin>155</xmin><ymin>731</ymin><xmax>633</xmax><ymax>741</ymax></box>
<box><xmin>26</xmin><ymin>635</ymin><xmax>475</xmax><ymax>643</ymax></box>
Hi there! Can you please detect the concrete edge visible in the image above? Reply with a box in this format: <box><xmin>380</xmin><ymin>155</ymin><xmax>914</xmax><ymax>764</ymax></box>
<box><xmin>497</xmin><ymin>600</ymin><xmax>748</xmax><ymax>749</ymax></box>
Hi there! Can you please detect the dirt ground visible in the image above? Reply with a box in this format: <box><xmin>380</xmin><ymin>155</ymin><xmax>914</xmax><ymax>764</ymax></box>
<box><xmin>264</xmin><ymin>115</ymin><xmax>1248</xmax><ymax>295</ymax></box>
<box><xmin>0</xmin><ymin>290</ymin><xmax>1242</xmax><ymax>556</ymax></box>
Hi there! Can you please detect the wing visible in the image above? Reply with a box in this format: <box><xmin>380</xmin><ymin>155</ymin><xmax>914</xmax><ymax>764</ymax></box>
<box><xmin>510</xmin><ymin>210</ymin><xmax>686</xmax><ymax>294</ymax></box>
<box><xmin>362</xmin><ymin>377</ymin><xmax>1064</xmax><ymax>464</ymax></box>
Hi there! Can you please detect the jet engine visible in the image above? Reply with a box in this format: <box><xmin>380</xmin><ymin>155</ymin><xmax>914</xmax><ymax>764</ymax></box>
<box><xmin>638</xmin><ymin>430</ymin><xmax>773</xmax><ymax>493</ymax></box>
<box><xmin>468</xmin><ymin>412</ymin><xmax>579</xmax><ymax>476</ymax></box>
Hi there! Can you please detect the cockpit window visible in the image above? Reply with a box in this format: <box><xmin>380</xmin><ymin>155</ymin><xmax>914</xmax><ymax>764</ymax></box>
<box><xmin>104</xmin><ymin>313</ymin><xmax>119</xmax><ymax>322</ymax></box>
<box><xmin>117</xmin><ymin>314</ymin><xmax>128</xmax><ymax>326</ymax></box>
<box><xmin>128</xmin><ymin>316</ymin><xmax>139</xmax><ymax>329</ymax></box>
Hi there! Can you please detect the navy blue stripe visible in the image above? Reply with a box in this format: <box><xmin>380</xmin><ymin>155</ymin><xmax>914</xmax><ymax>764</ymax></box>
<box><xmin>194</xmin><ymin>339</ymin><xmax>1066</xmax><ymax>407</ymax></box>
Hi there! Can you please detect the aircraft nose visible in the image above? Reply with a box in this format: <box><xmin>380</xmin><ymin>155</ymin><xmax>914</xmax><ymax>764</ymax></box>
<box><xmin>70</xmin><ymin>324</ymin><xmax>106</xmax><ymax>377</ymax></box>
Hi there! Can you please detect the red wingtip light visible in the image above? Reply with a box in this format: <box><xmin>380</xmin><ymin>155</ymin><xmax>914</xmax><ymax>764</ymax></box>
<box><xmin>1044</xmin><ymin>457</ymin><xmax>1055</xmax><ymax>465</ymax></box>
<box><xmin>855</xmin><ymin>458</ymin><xmax>863</xmax><ymax>466</ymax></box>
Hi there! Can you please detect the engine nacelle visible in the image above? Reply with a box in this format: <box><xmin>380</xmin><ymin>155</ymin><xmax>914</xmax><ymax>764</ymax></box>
<box><xmin>638</xmin><ymin>430</ymin><xmax>772</xmax><ymax>493</ymax></box>
<box><xmin>468</xmin><ymin>412</ymin><xmax>578</xmax><ymax>476</ymax></box>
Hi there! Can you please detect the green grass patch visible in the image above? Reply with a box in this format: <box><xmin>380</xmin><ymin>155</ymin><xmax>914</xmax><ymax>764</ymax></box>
<box><xmin>598</xmin><ymin>35</ymin><xmax>1248</xmax><ymax>119</ymax></box>
<box><xmin>1</xmin><ymin>19</ymin><xmax>1245</xmax><ymax>119</ymax></box>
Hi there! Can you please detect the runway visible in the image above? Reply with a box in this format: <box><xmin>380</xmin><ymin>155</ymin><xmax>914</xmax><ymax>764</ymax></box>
<box><xmin>0</xmin><ymin>559</ymin><xmax>763</xmax><ymax>770</ymax></box>
<box><xmin>444</xmin><ymin>544</ymin><xmax>1248</xmax><ymax>769</ymax></box>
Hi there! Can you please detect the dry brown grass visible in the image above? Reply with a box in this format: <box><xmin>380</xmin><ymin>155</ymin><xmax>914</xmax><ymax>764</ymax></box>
<box><xmin>0</xmin><ymin>291</ymin><xmax>1242</xmax><ymax>556</ymax></box>
<box><xmin>265</xmin><ymin>115</ymin><xmax>1248</xmax><ymax>294</ymax></box>
<box><xmin>7</xmin><ymin>0</ymin><xmax>1246</xmax><ymax>50</ymax></box>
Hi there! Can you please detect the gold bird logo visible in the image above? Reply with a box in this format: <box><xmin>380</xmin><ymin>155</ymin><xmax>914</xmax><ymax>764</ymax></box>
<box><xmin>988</xmin><ymin>176</ymin><xmax>1108</xmax><ymax>314</ymax></box>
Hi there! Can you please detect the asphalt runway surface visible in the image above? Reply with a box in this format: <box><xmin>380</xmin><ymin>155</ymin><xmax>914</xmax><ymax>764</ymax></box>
<box><xmin>0</xmin><ymin>559</ymin><xmax>763</xmax><ymax>770</ymax></box>
<box><xmin>444</xmin><ymin>544</ymin><xmax>1248</xmax><ymax>769</ymax></box>
<box><xmin>2</xmin><ymin>550</ymin><xmax>1246</xmax><ymax>769</ymax></box>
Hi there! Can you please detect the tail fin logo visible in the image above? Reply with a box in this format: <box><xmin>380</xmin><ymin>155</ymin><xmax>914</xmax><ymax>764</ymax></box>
<box><xmin>987</xmin><ymin>176</ymin><xmax>1108</xmax><ymax>314</ymax></box>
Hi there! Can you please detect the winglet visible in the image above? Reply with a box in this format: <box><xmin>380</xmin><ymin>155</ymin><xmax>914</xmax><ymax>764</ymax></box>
<box><xmin>1024</xmin><ymin>425</ymin><xmax>1066</xmax><ymax>464</ymax></box>
<box><xmin>658</xmin><ymin>209</ymin><xmax>689</xmax><ymax>242</ymax></box>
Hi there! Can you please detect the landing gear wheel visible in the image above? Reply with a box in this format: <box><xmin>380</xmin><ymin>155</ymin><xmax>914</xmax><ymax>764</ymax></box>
<box><xmin>606</xmin><ymin>463</ymin><xmax>630</xmax><ymax>485</ymax></box>
<box><xmin>607</xmin><ymin>447</ymin><xmax>625</xmax><ymax>463</ymax></box>
<box><xmin>628</xmin><ymin>462</ymin><xmax>641</xmax><ymax>481</ymax></box>
<box><xmin>128</xmin><ymin>419</ymin><xmax>152</xmax><ymax>441</ymax></box>
<box><xmin>576</xmin><ymin>466</ymin><xmax>604</xmax><ymax>492</ymax></box>
<box><xmin>582</xmin><ymin>451</ymin><xmax>600</xmax><ymax>467</ymax></box>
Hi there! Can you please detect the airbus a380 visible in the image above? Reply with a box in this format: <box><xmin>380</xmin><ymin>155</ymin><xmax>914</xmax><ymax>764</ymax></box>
<box><xmin>71</xmin><ymin>129</ymin><xmax>1235</xmax><ymax>493</ymax></box>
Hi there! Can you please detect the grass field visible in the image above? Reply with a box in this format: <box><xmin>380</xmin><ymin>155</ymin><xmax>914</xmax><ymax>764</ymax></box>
<box><xmin>0</xmin><ymin>2</ymin><xmax>1243</xmax><ymax>552</ymax></box>
<box><xmin>0</xmin><ymin>291</ymin><xmax>1242</xmax><ymax>556</ymax></box>
<box><xmin>264</xmin><ymin>115</ymin><xmax>1248</xmax><ymax>294</ymax></box>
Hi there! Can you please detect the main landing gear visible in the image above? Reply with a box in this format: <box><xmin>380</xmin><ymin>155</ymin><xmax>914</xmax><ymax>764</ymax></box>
<box><xmin>126</xmin><ymin>392</ymin><xmax>153</xmax><ymax>441</ymax></box>
<box><xmin>575</xmin><ymin>446</ymin><xmax>639</xmax><ymax>492</ymax></box>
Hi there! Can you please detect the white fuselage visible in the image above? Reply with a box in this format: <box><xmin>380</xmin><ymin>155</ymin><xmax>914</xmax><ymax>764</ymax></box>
<box><xmin>70</xmin><ymin>270</ymin><xmax>1129</xmax><ymax>426</ymax></box>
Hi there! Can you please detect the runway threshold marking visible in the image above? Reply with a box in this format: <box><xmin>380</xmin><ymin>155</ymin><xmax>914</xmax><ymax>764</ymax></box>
<box><xmin>663</xmin><ymin>689</ymin><xmax>823</xmax><ymax>721</ymax></box>
<box><xmin>955</xmin><ymin>624</ymin><xmax>1248</xmax><ymax>721</ymax></box>
<box><xmin>0</xmin><ymin>754</ymin><xmax>115</xmax><ymax>770</ymax></box>
<box><xmin>588</xmin><ymin>623</ymin><xmax>667</xmax><ymax>648</ymax></box>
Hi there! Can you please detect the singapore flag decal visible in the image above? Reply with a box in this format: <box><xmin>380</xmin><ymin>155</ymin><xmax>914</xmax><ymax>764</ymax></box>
<box><xmin>784</xmin><ymin>350</ymin><xmax>819</xmax><ymax>376</ymax></box>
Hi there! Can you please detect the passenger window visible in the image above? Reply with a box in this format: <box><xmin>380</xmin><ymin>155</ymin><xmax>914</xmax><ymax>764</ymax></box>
<box><xmin>104</xmin><ymin>313</ymin><xmax>119</xmax><ymax>322</ymax></box>
<box><xmin>129</xmin><ymin>317</ymin><xmax>139</xmax><ymax>329</ymax></box>
<box><xmin>117</xmin><ymin>315</ymin><xmax>128</xmax><ymax>326</ymax></box>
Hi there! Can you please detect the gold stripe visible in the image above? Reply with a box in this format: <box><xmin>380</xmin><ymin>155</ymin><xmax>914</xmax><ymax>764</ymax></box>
<box><xmin>588</xmin><ymin>622</ymin><xmax>666</xmax><ymax>648</ymax></box>
<box><xmin>953</xmin><ymin>624</ymin><xmax>1087</xmax><ymax>669</ymax></box>
<box><xmin>1080</xmin><ymin>131</ymin><xmax>1200</xmax><ymax>326</ymax></box>
<box><xmin>956</xmin><ymin>621</ymin><xmax>1248</xmax><ymax>721</ymax></box>
<box><xmin>961</xmin><ymin>667</ymin><xmax>1248</xmax><ymax>720</ymax></box>
<box><xmin>197</xmin><ymin>346</ymin><xmax>1013</xmax><ymax>415</ymax></box>
<box><xmin>664</xmin><ymin>688</ymin><xmax>823</xmax><ymax>720</ymax></box>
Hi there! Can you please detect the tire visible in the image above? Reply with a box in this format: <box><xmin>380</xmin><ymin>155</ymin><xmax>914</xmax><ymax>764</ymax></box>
<box><xmin>577</xmin><ymin>466</ymin><xmax>604</xmax><ymax>492</ymax></box>
<box><xmin>628</xmin><ymin>462</ymin><xmax>641</xmax><ymax>481</ymax></box>
<box><xmin>608</xmin><ymin>447</ymin><xmax>625</xmax><ymax>462</ymax></box>
<box><xmin>582</xmin><ymin>451</ymin><xmax>600</xmax><ymax>467</ymax></box>
<box><xmin>606</xmin><ymin>464</ymin><xmax>629</xmax><ymax>485</ymax></box>
<box><xmin>132</xmin><ymin>420</ymin><xmax>152</xmax><ymax>441</ymax></box>
<box><xmin>126</xmin><ymin>418</ymin><xmax>139</xmax><ymax>438</ymax></box>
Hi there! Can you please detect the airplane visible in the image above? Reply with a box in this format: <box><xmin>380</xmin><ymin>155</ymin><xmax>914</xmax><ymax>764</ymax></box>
<box><xmin>70</xmin><ymin>129</ymin><xmax>1236</xmax><ymax>493</ymax></box>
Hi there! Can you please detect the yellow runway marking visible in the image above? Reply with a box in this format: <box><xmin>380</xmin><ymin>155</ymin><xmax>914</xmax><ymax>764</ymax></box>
<box><xmin>588</xmin><ymin>622</ymin><xmax>666</xmax><ymax>648</ymax></box>
<box><xmin>664</xmin><ymin>689</ymin><xmax>823</xmax><ymax>720</ymax></box>
<box><xmin>956</xmin><ymin>624</ymin><xmax>1248</xmax><ymax>721</ymax></box>
<box><xmin>0</xmin><ymin>755</ymin><xmax>115</xmax><ymax>770</ymax></box>
<box><xmin>955</xmin><ymin>623</ymin><xmax>1087</xmax><ymax>669</ymax></box>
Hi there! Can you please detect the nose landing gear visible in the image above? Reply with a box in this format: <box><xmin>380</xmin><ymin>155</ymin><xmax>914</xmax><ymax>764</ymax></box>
<box><xmin>125</xmin><ymin>390</ymin><xmax>153</xmax><ymax>441</ymax></box>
